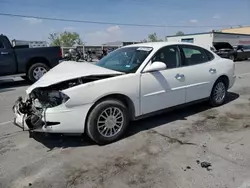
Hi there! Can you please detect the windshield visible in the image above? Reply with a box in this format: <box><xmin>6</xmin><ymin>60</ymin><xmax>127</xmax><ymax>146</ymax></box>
<box><xmin>96</xmin><ymin>46</ymin><xmax>153</xmax><ymax>73</ymax></box>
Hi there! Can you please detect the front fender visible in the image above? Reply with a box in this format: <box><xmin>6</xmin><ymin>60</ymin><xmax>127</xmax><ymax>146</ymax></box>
<box><xmin>63</xmin><ymin>74</ymin><xmax>140</xmax><ymax>116</ymax></box>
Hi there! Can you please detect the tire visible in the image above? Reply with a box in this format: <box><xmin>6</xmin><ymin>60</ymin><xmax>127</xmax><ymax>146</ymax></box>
<box><xmin>86</xmin><ymin>99</ymin><xmax>129</xmax><ymax>145</ymax></box>
<box><xmin>229</xmin><ymin>55</ymin><xmax>235</xmax><ymax>62</ymax></box>
<box><xmin>27</xmin><ymin>63</ymin><xmax>49</xmax><ymax>83</ymax></box>
<box><xmin>209</xmin><ymin>79</ymin><xmax>228</xmax><ymax>107</ymax></box>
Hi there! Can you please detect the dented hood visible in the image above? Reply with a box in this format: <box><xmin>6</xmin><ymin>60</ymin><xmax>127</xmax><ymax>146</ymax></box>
<box><xmin>26</xmin><ymin>61</ymin><xmax>123</xmax><ymax>94</ymax></box>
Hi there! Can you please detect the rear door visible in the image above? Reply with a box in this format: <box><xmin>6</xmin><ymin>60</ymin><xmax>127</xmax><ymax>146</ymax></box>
<box><xmin>0</xmin><ymin>40</ymin><xmax>16</xmax><ymax>76</ymax></box>
<box><xmin>178</xmin><ymin>44</ymin><xmax>217</xmax><ymax>103</ymax></box>
<box><xmin>242</xmin><ymin>46</ymin><xmax>250</xmax><ymax>59</ymax></box>
<box><xmin>236</xmin><ymin>45</ymin><xmax>245</xmax><ymax>59</ymax></box>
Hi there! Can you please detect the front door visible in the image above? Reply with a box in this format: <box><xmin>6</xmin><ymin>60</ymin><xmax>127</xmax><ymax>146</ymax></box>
<box><xmin>140</xmin><ymin>45</ymin><xmax>186</xmax><ymax>115</ymax></box>
<box><xmin>0</xmin><ymin>41</ymin><xmax>16</xmax><ymax>76</ymax></box>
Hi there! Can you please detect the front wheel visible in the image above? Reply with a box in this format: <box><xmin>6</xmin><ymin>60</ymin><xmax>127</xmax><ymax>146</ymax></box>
<box><xmin>209</xmin><ymin>79</ymin><xmax>227</xmax><ymax>107</ymax></box>
<box><xmin>86</xmin><ymin>99</ymin><xmax>129</xmax><ymax>145</ymax></box>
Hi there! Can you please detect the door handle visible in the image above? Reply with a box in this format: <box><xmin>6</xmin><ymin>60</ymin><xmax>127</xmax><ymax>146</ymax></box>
<box><xmin>1</xmin><ymin>52</ymin><xmax>9</xmax><ymax>55</ymax></box>
<box><xmin>209</xmin><ymin>68</ymin><xmax>216</xmax><ymax>73</ymax></box>
<box><xmin>175</xmin><ymin>73</ymin><xmax>184</xmax><ymax>80</ymax></box>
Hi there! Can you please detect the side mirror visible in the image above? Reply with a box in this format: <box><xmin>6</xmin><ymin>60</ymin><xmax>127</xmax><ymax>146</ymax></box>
<box><xmin>143</xmin><ymin>61</ymin><xmax>167</xmax><ymax>73</ymax></box>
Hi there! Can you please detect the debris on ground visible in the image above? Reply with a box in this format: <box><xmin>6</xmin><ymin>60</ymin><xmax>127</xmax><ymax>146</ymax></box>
<box><xmin>244</xmin><ymin>124</ymin><xmax>250</xmax><ymax>128</ymax></box>
<box><xmin>200</xmin><ymin>161</ymin><xmax>212</xmax><ymax>171</ymax></box>
<box><xmin>225</xmin><ymin>146</ymin><xmax>230</xmax><ymax>150</ymax></box>
<box><xmin>183</xmin><ymin>166</ymin><xmax>192</xmax><ymax>171</ymax></box>
<box><xmin>225</xmin><ymin>137</ymin><xmax>244</xmax><ymax>150</ymax></box>
<box><xmin>202</xmin><ymin>144</ymin><xmax>207</xmax><ymax>148</ymax></box>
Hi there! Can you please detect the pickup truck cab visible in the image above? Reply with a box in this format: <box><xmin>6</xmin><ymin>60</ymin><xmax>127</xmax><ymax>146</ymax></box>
<box><xmin>0</xmin><ymin>34</ymin><xmax>62</xmax><ymax>82</ymax></box>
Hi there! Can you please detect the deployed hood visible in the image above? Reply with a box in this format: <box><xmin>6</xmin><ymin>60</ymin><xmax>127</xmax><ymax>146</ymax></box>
<box><xmin>213</xmin><ymin>42</ymin><xmax>234</xmax><ymax>51</ymax></box>
<box><xmin>26</xmin><ymin>61</ymin><xmax>123</xmax><ymax>93</ymax></box>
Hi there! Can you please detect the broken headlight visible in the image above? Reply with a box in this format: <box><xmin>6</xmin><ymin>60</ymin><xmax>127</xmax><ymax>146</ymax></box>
<box><xmin>32</xmin><ymin>89</ymin><xmax>70</xmax><ymax>108</ymax></box>
<box><xmin>48</xmin><ymin>90</ymin><xmax>70</xmax><ymax>106</ymax></box>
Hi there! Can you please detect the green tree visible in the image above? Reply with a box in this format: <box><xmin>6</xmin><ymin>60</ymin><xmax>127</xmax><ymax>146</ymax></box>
<box><xmin>142</xmin><ymin>32</ymin><xmax>163</xmax><ymax>42</ymax></box>
<box><xmin>48</xmin><ymin>31</ymin><xmax>83</xmax><ymax>47</ymax></box>
<box><xmin>176</xmin><ymin>31</ymin><xmax>185</xmax><ymax>36</ymax></box>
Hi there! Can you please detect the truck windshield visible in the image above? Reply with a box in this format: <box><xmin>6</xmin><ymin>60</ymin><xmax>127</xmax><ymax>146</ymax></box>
<box><xmin>96</xmin><ymin>46</ymin><xmax>153</xmax><ymax>73</ymax></box>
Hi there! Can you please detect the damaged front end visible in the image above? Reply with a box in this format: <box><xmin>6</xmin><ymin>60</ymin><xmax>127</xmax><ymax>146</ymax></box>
<box><xmin>13</xmin><ymin>75</ymin><xmax>116</xmax><ymax>132</ymax></box>
<box><xmin>13</xmin><ymin>87</ymin><xmax>69</xmax><ymax>131</ymax></box>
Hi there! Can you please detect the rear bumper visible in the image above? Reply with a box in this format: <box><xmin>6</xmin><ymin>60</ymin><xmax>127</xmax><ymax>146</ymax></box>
<box><xmin>13</xmin><ymin>99</ymin><xmax>93</xmax><ymax>134</ymax></box>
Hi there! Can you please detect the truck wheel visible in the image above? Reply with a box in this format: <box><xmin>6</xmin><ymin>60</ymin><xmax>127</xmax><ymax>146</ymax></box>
<box><xmin>27</xmin><ymin>63</ymin><xmax>49</xmax><ymax>83</ymax></box>
<box><xmin>86</xmin><ymin>99</ymin><xmax>129</xmax><ymax>145</ymax></box>
<box><xmin>229</xmin><ymin>55</ymin><xmax>235</xmax><ymax>62</ymax></box>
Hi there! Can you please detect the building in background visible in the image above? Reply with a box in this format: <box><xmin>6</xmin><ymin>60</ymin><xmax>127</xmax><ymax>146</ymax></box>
<box><xmin>166</xmin><ymin>31</ymin><xmax>250</xmax><ymax>49</ymax></box>
<box><xmin>12</xmin><ymin>39</ymin><xmax>47</xmax><ymax>48</ymax></box>
<box><xmin>221</xmin><ymin>26</ymin><xmax>250</xmax><ymax>35</ymax></box>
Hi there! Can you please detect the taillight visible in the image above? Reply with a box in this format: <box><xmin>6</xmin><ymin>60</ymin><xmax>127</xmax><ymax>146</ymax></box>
<box><xmin>59</xmin><ymin>49</ymin><xmax>62</xmax><ymax>58</ymax></box>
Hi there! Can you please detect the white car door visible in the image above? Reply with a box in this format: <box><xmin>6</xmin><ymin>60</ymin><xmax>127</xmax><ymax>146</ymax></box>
<box><xmin>140</xmin><ymin>45</ymin><xmax>186</xmax><ymax>115</ymax></box>
<box><xmin>178</xmin><ymin>44</ymin><xmax>217</xmax><ymax>103</ymax></box>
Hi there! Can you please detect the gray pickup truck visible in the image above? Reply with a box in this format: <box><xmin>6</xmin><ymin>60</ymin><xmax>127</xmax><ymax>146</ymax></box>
<box><xmin>0</xmin><ymin>34</ymin><xmax>62</xmax><ymax>83</ymax></box>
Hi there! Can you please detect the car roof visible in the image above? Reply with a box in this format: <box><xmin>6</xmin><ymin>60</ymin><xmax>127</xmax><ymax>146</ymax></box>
<box><xmin>121</xmin><ymin>41</ymin><xmax>205</xmax><ymax>50</ymax></box>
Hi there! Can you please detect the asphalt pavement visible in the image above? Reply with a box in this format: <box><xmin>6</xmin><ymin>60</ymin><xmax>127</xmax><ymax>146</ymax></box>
<box><xmin>0</xmin><ymin>60</ymin><xmax>250</xmax><ymax>188</ymax></box>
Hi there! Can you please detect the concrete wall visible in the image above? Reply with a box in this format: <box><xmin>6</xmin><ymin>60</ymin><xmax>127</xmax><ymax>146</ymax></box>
<box><xmin>166</xmin><ymin>32</ymin><xmax>250</xmax><ymax>48</ymax></box>
<box><xmin>213</xmin><ymin>33</ymin><xmax>250</xmax><ymax>46</ymax></box>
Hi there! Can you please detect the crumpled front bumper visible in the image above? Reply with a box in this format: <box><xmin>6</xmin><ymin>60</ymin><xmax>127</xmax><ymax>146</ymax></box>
<box><xmin>13</xmin><ymin>99</ymin><xmax>31</xmax><ymax>131</ymax></box>
<box><xmin>13</xmin><ymin>98</ymin><xmax>93</xmax><ymax>134</ymax></box>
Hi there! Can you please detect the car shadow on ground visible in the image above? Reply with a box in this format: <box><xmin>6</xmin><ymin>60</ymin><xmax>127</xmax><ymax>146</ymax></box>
<box><xmin>126</xmin><ymin>92</ymin><xmax>239</xmax><ymax>137</ymax></box>
<box><xmin>31</xmin><ymin>133</ymin><xmax>94</xmax><ymax>151</ymax></box>
<box><xmin>0</xmin><ymin>79</ymin><xmax>30</xmax><ymax>90</ymax></box>
<box><xmin>31</xmin><ymin>92</ymin><xmax>239</xmax><ymax>150</ymax></box>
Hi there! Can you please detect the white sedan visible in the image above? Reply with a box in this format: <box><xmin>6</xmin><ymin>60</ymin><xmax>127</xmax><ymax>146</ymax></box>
<box><xmin>13</xmin><ymin>42</ymin><xmax>236</xmax><ymax>144</ymax></box>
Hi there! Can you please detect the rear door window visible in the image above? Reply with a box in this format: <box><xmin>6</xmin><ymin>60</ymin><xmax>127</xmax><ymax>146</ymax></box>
<box><xmin>204</xmin><ymin>49</ymin><xmax>215</xmax><ymax>61</ymax></box>
<box><xmin>179</xmin><ymin>45</ymin><xmax>209</xmax><ymax>66</ymax></box>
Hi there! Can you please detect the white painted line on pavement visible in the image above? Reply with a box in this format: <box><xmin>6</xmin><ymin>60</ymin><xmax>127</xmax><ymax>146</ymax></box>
<box><xmin>0</xmin><ymin>120</ymin><xmax>13</xmax><ymax>126</ymax></box>
<box><xmin>235</xmin><ymin>61</ymin><xmax>250</xmax><ymax>64</ymax></box>
<box><xmin>237</xmin><ymin>72</ymin><xmax>250</xmax><ymax>77</ymax></box>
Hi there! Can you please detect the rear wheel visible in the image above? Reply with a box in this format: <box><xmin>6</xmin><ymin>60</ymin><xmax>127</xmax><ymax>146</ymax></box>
<box><xmin>27</xmin><ymin>63</ymin><xmax>49</xmax><ymax>83</ymax></box>
<box><xmin>229</xmin><ymin>55</ymin><xmax>235</xmax><ymax>61</ymax></box>
<box><xmin>209</xmin><ymin>79</ymin><xmax>228</xmax><ymax>107</ymax></box>
<box><xmin>86</xmin><ymin>99</ymin><xmax>129</xmax><ymax>145</ymax></box>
